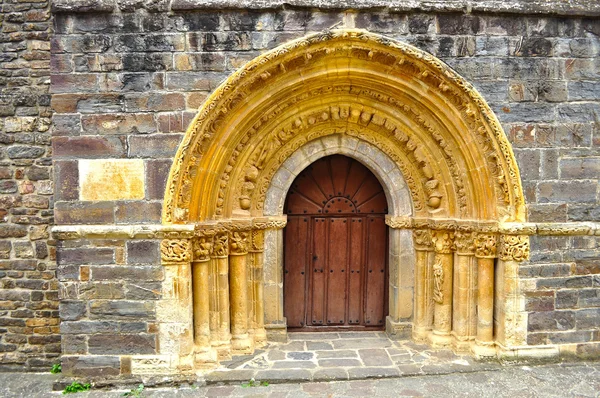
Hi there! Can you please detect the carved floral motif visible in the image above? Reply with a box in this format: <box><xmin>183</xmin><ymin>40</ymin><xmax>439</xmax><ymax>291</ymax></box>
<box><xmin>432</xmin><ymin>257</ymin><xmax>444</xmax><ymax>304</ymax></box>
<box><xmin>475</xmin><ymin>234</ymin><xmax>497</xmax><ymax>259</ymax></box>
<box><xmin>229</xmin><ymin>232</ymin><xmax>249</xmax><ymax>255</ymax></box>
<box><xmin>454</xmin><ymin>231</ymin><xmax>476</xmax><ymax>255</ymax></box>
<box><xmin>193</xmin><ymin>237</ymin><xmax>212</xmax><ymax>262</ymax></box>
<box><xmin>160</xmin><ymin>239</ymin><xmax>192</xmax><ymax>263</ymax></box>
<box><xmin>212</xmin><ymin>233</ymin><xmax>229</xmax><ymax>258</ymax></box>
<box><xmin>432</xmin><ymin>231</ymin><xmax>454</xmax><ymax>254</ymax></box>
<box><xmin>498</xmin><ymin>235</ymin><xmax>530</xmax><ymax>262</ymax></box>
<box><xmin>413</xmin><ymin>229</ymin><xmax>433</xmax><ymax>250</ymax></box>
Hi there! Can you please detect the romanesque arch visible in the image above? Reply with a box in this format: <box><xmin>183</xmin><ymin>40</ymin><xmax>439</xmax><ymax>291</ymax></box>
<box><xmin>159</xmin><ymin>30</ymin><xmax>530</xmax><ymax>367</ymax></box>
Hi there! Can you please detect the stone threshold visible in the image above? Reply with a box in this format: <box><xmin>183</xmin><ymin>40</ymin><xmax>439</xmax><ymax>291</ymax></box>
<box><xmin>53</xmin><ymin>327</ymin><xmax>584</xmax><ymax>392</ymax></box>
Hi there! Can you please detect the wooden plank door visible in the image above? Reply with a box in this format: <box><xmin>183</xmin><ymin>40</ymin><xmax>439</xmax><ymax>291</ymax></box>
<box><xmin>283</xmin><ymin>155</ymin><xmax>389</xmax><ymax>331</ymax></box>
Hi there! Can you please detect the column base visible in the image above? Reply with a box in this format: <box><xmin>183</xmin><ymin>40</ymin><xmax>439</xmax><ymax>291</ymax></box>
<box><xmin>194</xmin><ymin>346</ymin><xmax>218</xmax><ymax>369</ymax></box>
<box><xmin>253</xmin><ymin>327</ymin><xmax>268</xmax><ymax>348</ymax></box>
<box><xmin>211</xmin><ymin>338</ymin><xmax>232</xmax><ymax>361</ymax></box>
<box><xmin>385</xmin><ymin>317</ymin><xmax>412</xmax><ymax>340</ymax></box>
<box><xmin>472</xmin><ymin>341</ymin><xmax>497</xmax><ymax>358</ymax></box>
<box><xmin>451</xmin><ymin>335</ymin><xmax>473</xmax><ymax>354</ymax></box>
<box><xmin>231</xmin><ymin>333</ymin><xmax>254</xmax><ymax>354</ymax></box>
<box><xmin>428</xmin><ymin>331</ymin><xmax>453</xmax><ymax>348</ymax></box>
<box><xmin>265</xmin><ymin>323</ymin><xmax>288</xmax><ymax>343</ymax></box>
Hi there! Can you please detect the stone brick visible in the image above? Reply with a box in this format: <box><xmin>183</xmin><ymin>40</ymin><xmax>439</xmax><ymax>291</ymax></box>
<box><xmin>54</xmin><ymin>160</ymin><xmax>79</xmax><ymax>201</ymax></box>
<box><xmin>538</xmin><ymin>181</ymin><xmax>597</xmax><ymax>204</ymax></box>
<box><xmin>50</xmin><ymin>74</ymin><xmax>98</xmax><ymax>94</ymax></box>
<box><xmin>126</xmin><ymin>241</ymin><xmax>160</xmax><ymax>265</ymax></box>
<box><xmin>556</xmin><ymin>290</ymin><xmax>579</xmax><ymax>309</ymax></box>
<box><xmin>125</xmin><ymin>93</ymin><xmax>185</xmax><ymax>112</ymax></box>
<box><xmin>53</xmin><ymin>136</ymin><xmax>127</xmax><ymax>158</ymax></box>
<box><xmin>114</xmin><ymin>33</ymin><xmax>185</xmax><ymax>52</ymax></box>
<box><xmin>81</xmin><ymin>113</ymin><xmax>156</xmax><ymax>135</ymax></box>
<box><xmin>90</xmin><ymin>265</ymin><xmax>163</xmax><ymax>282</ymax></box>
<box><xmin>88</xmin><ymin>334</ymin><xmax>156</xmax><ymax>355</ymax></box>
<box><xmin>537</xmin><ymin>276</ymin><xmax>594</xmax><ymax>290</ymax></box>
<box><xmin>115</xmin><ymin>201</ymin><xmax>162</xmax><ymax>223</ymax></box>
<box><xmin>0</xmin><ymin>225</ymin><xmax>28</xmax><ymax>238</ymax></box>
<box><xmin>560</xmin><ymin>157</ymin><xmax>600</xmax><ymax>180</ymax></box>
<box><xmin>59</xmin><ymin>300</ymin><xmax>87</xmax><ymax>321</ymax></box>
<box><xmin>6</xmin><ymin>146</ymin><xmax>45</xmax><ymax>159</ymax></box>
<box><xmin>79</xmin><ymin>159</ymin><xmax>145</xmax><ymax>201</ymax></box>
<box><xmin>122</xmin><ymin>53</ymin><xmax>173</xmax><ymax>72</ymax></box>
<box><xmin>89</xmin><ymin>300</ymin><xmax>155</xmax><ymax>320</ymax></box>
<box><xmin>146</xmin><ymin>159</ymin><xmax>172</xmax><ymax>200</ymax></box>
<box><xmin>568</xmin><ymin>205</ymin><xmax>600</xmax><ymax>222</ymax></box>
<box><xmin>528</xmin><ymin>311</ymin><xmax>575</xmax><ymax>332</ymax></box>
<box><xmin>528</xmin><ymin>204</ymin><xmax>567</xmax><ymax>222</ymax></box>
<box><xmin>575</xmin><ymin>308</ymin><xmax>600</xmax><ymax>329</ymax></box>
<box><xmin>55</xmin><ymin>202</ymin><xmax>115</xmax><ymax>224</ymax></box>
<box><xmin>61</xmin><ymin>355</ymin><xmax>121</xmax><ymax>377</ymax></box>
<box><xmin>124</xmin><ymin>281</ymin><xmax>162</xmax><ymax>300</ymax></box>
<box><xmin>128</xmin><ymin>134</ymin><xmax>183</xmax><ymax>158</ymax></box>
<box><xmin>57</xmin><ymin>247</ymin><xmax>115</xmax><ymax>266</ymax></box>
<box><xmin>574</xmin><ymin>259</ymin><xmax>600</xmax><ymax>275</ymax></box>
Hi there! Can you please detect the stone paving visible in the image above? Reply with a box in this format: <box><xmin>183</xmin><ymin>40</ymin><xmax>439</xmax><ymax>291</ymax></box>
<box><xmin>204</xmin><ymin>331</ymin><xmax>502</xmax><ymax>384</ymax></box>
<box><xmin>2</xmin><ymin>362</ymin><xmax>600</xmax><ymax>397</ymax></box>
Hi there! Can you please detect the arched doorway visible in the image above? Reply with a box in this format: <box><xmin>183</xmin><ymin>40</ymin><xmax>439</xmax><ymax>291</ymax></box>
<box><xmin>283</xmin><ymin>155</ymin><xmax>388</xmax><ymax>331</ymax></box>
<box><xmin>159</xmin><ymin>30</ymin><xmax>530</xmax><ymax>369</ymax></box>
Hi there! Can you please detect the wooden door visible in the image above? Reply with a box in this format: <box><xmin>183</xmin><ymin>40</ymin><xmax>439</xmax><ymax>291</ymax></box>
<box><xmin>284</xmin><ymin>155</ymin><xmax>388</xmax><ymax>330</ymax></box>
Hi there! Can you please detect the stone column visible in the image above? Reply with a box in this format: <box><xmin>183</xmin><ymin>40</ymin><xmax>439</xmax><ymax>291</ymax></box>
<box><xmin>229</xmin><ymin>230</ymin><xmax>253</xmax><ymax>354</ymax></box>
<box><xmin>250</xmin><ymin>229</ymin><xmax>267</xmax><ymax>347</ymax></box>
<box><xmin>497</xmin><ymin>234</ymin><xmax>530</xmax><ymax>347</ymax></box>
<box><xmin>452</xmin><ymin>231</ymin><xmax>477</xmax><ymax>351</ymax></box>
<box><xmin>474</xmin><ymin>233</ymin><xmax>497</xmax><ymax>354</ymax></box>
<box><xmin>159</xmin><ymin>239</ymin><xmax>195</xmax><ymax>372</ymax></box>
<box><xmin>211</xmin><ymin>232</ymin><xmax>231</xmax><ymax>359</ymax></box>
<box><xmin>191</xmin><ymin>236</ymin><xmax>217</xmax><ymax>366</ymax></box>
<box><xmin>429</xmin><ymin>230</ymin><xmax>454</xmax><ymax>347</ymax></box>
<box><xmin>412</xmin><ymin>228</ymin><xmax>434</xmax><ymax>341</ymax></box>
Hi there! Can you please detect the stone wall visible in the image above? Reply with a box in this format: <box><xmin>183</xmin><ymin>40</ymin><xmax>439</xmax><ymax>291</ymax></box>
<box><xmin>45</xmin><ymin>1</ymin><xmax>600</xmax><ymax>375</ymax></box>
<box><xmin>0</xmin><ymin>0</ymin><xmax>58</xmax><ymax>371</ymax></box>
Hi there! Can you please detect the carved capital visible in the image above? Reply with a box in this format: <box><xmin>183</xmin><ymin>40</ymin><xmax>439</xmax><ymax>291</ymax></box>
<box><xmin>211</xmin><ymin>233</ymin><xmax>229</xmax><ymax>258</ymax></box>
<box><xmin>250</xmin><ymin>229</ymin><xmax>264</xmax><ymax>252</ymax></box>
<box><xmin>498</xmin><ymin>234</ymin><xmax>530</xmax><ymax>262</ymax></box>
<box><xmin>432</xmin><ymin>230</ymin><xmax>454</xmax><ymax>254</ymax></box>
<box><xmin>193</xmin><ymin>237</ymin><xmax>212</xmax><ymax>262</ymax></box>
<box><xmin>475</xmin><ymin>233</ymin><xmax>497</xmax><ymax>259</ymax></box>
<box><xmin>161</xmin><ymin>239</ymin><xmax>192</xmax><ymax>264</ymax></box>
<box><xmin>229</xmin><ymin>231</ymin><xmax>249</xmax><ymax>255</ymax></box>
<box><xmin>412</xmin><ymin>228</ymin><xmax>432</xmax><ymax>251</ymax></box>
<box><xmin>454</xmin><ymin>231</ymin><xmax>476</xmax><ymax>255</ymax></box>
<box><xmin>385</xmin><ymin>216</ymin><xmax>412</xmax><ymax>229</ymax></box>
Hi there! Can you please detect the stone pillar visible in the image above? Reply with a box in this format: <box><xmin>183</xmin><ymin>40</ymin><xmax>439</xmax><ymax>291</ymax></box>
<box><xmin>452</xmin><ymin>231</ymin><xmax>477</xmax><ymax>351</ymax></box>
<box><xmin>429</xmin><ymin>230</ymin><xmax>454</xmax><ymax>347</ymax></box>
<box><xmin>159</xmin><ymin>239</ymin><xmax>195</xmax><ymax>372</ymax></box>
<box><xmin>211</xmin><ymin>232</ymin><xmax>231</xmax><ymax>359</ymax></box>
<box><xmin>474</xmin><ymin>233</ymin><xmax>497</xmax><ymax>355</ymax></box>
<box><xmin>412</xmin><ymin>228</ymin><xmax>433</xmax><ymax>341</ymax></box>
<box><xmin>250</xmin><ymin>229</ymin><xmax>267</xmax><ymax>347</ymax></box>
<box><xmin>229</xmin><ymin>230</ymin><xmax>253</xmax><ymax>354</ymax></box>
<box><xmin>497</xmin><ymin>234</ymin><xmax>530</xmax><ymax>347</ymax></box>
<box><xmin>191</xmin><ymin>236</ymin><xmax>217</xmax><ymax>366</ymax></box>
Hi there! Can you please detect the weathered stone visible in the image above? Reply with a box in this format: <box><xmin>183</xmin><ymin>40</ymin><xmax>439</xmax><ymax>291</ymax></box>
<box><xmin>57</xmin><ymin>248</ymin><xmax>115</xmax><ymax>266</ymax></box>
<box><xmin>79</xmin><ymin>159</ymin><xmax>145</xmax><ymax>201</ymax></box>
<box><xmin>59</xmin><ymin>300</ymin><xmax>87</xmax><ymax>321</ymax></box>
<box><xmin>88</xmin><ymin>334</ymin><xmax>156</xmax><ymax>355</ymax></box>
<box><xmin>89</xmin><ymin>300</ymin><xmax>155</xmax><ymax>320</ymax></box>
<box><xmin>90</xmin><ymin>265</ymin><xmax>163</xmax><ymax>282</ymax></box>
<box><xmin>528</xmin><ymin>311</ymin><xmax>575</xmax><ymax>331</ymax></box>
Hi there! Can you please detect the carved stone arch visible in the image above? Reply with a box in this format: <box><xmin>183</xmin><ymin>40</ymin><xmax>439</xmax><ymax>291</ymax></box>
<box><xmin>162</xmin><ymin>29</ymin><xmax>530</xmax><ymax>365</ymax></box>
<box><xmin>164</xmin><ymin>29</ymin><xmax>525</xmax><ymax>225</ymax></box>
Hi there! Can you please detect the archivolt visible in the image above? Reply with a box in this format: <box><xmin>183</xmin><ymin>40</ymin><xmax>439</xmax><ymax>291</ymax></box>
<box><xmin>163</xmin><ymin>29</ymin><xmax>525</xmax><ymax>224</ymax></box>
